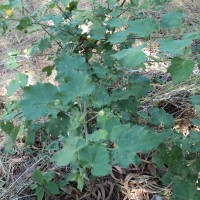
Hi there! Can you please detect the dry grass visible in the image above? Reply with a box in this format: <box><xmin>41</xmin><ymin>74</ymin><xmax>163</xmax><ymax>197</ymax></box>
<box><xmin>0</xmin><ymin>154</ymin><xmax>50</xmax><ymax>200</ymax></box>
<box><xmin>170</xmin><ymin>0</ymin><xmax>200</xmax><ymax>23</ymax></box>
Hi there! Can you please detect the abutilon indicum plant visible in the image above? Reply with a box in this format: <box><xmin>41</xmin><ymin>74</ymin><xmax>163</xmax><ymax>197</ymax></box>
<box><xmin>0</xmin><ymin>0</ymin><xmax>200</xmax><ymax>199</ymax></box>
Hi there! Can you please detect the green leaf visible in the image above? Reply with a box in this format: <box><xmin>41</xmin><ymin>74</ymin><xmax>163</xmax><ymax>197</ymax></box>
<box><xmin>8</xmin><ymin>49</ymin><xmax>19</xmax><ymax>56</ymax></box>
<box><xmin>102</xmin><ymin>50</ymin><xmax>117</xmax><ymax>66</ymax></box>
<box><xmin>112</xmin><ymin>74</ymin><xmax>152</xmax><ymax>100</ymax></box>
<box><xmin>55</xmin><ymin>53</ymin><xmax>86</xmax><ymax>81</ymax></box>
<box><xmin>190</xmin><ymin>95</ymin><xmax>200</xmax><ymax>116</ymax></box>
<box><xmin>0</xmin><ymin>121</ymin><xmax>14</xmax><ymax>134</ymax></box>
<box><xmin>31</xmin><ymin>183</ymin><xmax>37</xmax><ymax>189</ymax></box>
<box><xmin>178</xmin><ymin>131</ymin><xmax>200</xmax><ymax>153</ymax></box>
<box><xmin>68</xmin><ymin>109</ymin><xmax>84</xmax><ymax>133</ymax></box>
<box><xmin>110</xmin><ymin>124</ymin><xmax>167</xmax><ymax>167</ymax></box>
<box><xmin>113</xmin><ymin>45</ymin><xmax>147</xmax><ymax>68</ymax></box>
<box><xmin>45</xmin><ymin>182</ymin><xmax>60</xmax><ymax>195</ymax></box>
<box><xmin>78</xmin><ymin>144</ymin><xmax>111</xmax><ymax>176</ymax></box>
<box><xmin>10</xmin><ymin>126</ymin><xmax>20</xmax><ymax>141</ymax></box>
<box><xmin>197</xmin><ymin>54</ymin><xmax>200</xmax><ymax>70</ymax></box>
<box><xmin>127</xmin><ymin>18</ymin><xmax>158</xmax><ymax>37</ymax></box>
<box><xmin>66</xmin><ymin>1</ymin><xmax>78</xmax><ymax>12</ymax></box>
<box><xmin>42</xmin><ymin>65</ymin><xmax>54</xmax><ymax>76</ymax></box>
<box><xmin>160</xmin><ymin>145</ymin><xmax>182</xmax><ymax>167</ymax></box>
<box><xmin>7</xmin><ymin>73</ymin><xmax>28</xmax><ymax>96</ymax></box>
<box><xmin>148</xmin><ymin>108</ymin><xmax>174</xmax><ymax>128</ymax></box>
<box><xmin>34</xmin><ymin>170</ymin><xmax>45</xmax><ymax>185</ymax></box>
<box><xmin>90</xmin><ymin>19</ymin><xmax>107</xmax><ymax>40</ymax></box>
<box><xmin>38</xmin><ymin>38</ymin><xmax>51</xmax><ymax>52</ymax></box>
<box><xmin>108</xmin><ymin>6</ymin><xmax>120</xmax><ymax>17</ymax></box>
<box><xmin>0</xmin><ymin>121</ymin><xmax>19</xmax><ymax>140</ymax></box>
<box><xmin>108</xmin><ymin>30</ymin><xmax>129</xmax><ymax>44</ymax></box>
<box><xmin>92</xmin><ymin>87</ymin><xmax>112</xmax><ymax>108</ymax></box>
<box><xmin>161</xmin><ymin>10</ymin><xmax>184</xmax><ymax>30</ymax></box>
<box><xmin>106</xmin><ymin>18</ymin><xmax>127</xmax><ymax>28</ymax></box>
<box><xmin>59</xmin><ymin>0</ymin><xmax>69</xmax><ymax>7</ymax></box>
<box><xmin>26</xmin><ymin>130</ymin><xmax>35</xmax><ymax>145</ymax></box>
<box><xmin>44</xmin><ymin>114</ymin><xmax>70</xmax><ymax>137</ymax></box>
<box><xmin>171</xmin><ymin>178</ymin><xmax>200</xmax><ymax>200</ymax></box>
<box><xmin>159</xmin><ymin>38</ymin><xmax>193</xmax><ymax>56</ymax></box>
<box><xmin>20</xmin><ymin>83</ymin><xmax>59</xmax><ymax>120</ymax></box>
<box><xmin>117</xmin><ymin>97</ymin><xmax>138</xmax><ymax>113</ymax></box>
<box><xmin>60</xmin><ymin>73</ymin><xmax>95</xmax><ymax>104</ymax></box>
<box><xmin>46</xmin><ymin>141</ymin><xmax>59</xmax><ymax>151</ymax></box>
<box><xmin>167</xmin><ymin>57</ymin><xmax>194</xmax><ymax>84</ymax></box>
<box><xmin>3</xmin><ymin>136</ymin><xmax>15</xmax><ymax>154</ymax></box>
<box><xmin>191</xmin><ymin>118</ymin><xmax>200</xmax><ymax>126</ymax></box>
<box><xmin>190</xmin><ymin>95</ymin><xmax>200</xmax><ymax>105</ymax></box>
<box><xmin>140</xmin><ymin>0</ymin><xmax>171</xmax><ymax>9</ymax></box>
<box><xmin>152</xmin><ymin>151</ymin><xmax>165</xmax><ymax>170</ymax></box>
<box><xmin>0</xmin><ymin>19</ymin><xmax>8</xmax><ymax>34</ymax></box>
<box><xmin>128</xmin><ymin>74</ymin><xmax>152</xmax><ymax>99</ymax></box>
<box><xmin>52</xmin><ymin>136</ymin><xmax>86</xmax><ymax>166</ymax></box>
<box><xmin>130</xmin><ymin>0</ymin><xmax>139</xmax><ymax>6</ymax></box>
<box><xmin>97</xmin><ymin>110</ymin><xmax>120</xmax><ymax>133</ymax></box>
<box><xmin>88</xmin><ymin>130</ymin><xmax>108</xmax><ymax>142</ymax></box>
<box><xmin>16</xmin><ymin>17</ymin><xmax>32</xmax><ymax>30</ymax></box>
<box><xmin>43</xmin><ymin>171</ymin><xmax>55</xmax><ymax>182</ymax></box>
<box><xmin>183</xmin><ymin>32</ymin><xmax>200</xmax><ymax>41</ymax></box>
<box><xmin>59</xmin><ymin>71</ymin><xmax>95</xmax><ymax>105</ymax></box>
<box><xmin>77</xmin><ymin>176</ymin><xmax>84</xmax><ymax>191</ymax></box>
<box><xmin>48</xmin><ymin>2</ymin><xmax>56</xmax><ymax>9</ymax></box>
<box><xmin>6</xmin><ymin>56</ymin><xmax>19</xmax><ymax>69</ymax></box>
<box><xmin>36</xmin><ymin>187</ymin><xmax>44</xmax><ymax>200</ymax></box>
<box><xmin>0</xmin><ymin>124</ymin><xmax>19</xmax><ymax>153</ymax></box>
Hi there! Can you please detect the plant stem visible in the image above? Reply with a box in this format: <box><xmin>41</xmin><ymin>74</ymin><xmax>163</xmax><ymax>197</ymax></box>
<box><xmin>23</xmin><ymin>7</ymin><xmax>64</xmax><ymax>49</ymax></box>
<box><xmin>83</xmin><ymin>99</ymin><xmax>88</xmax><ymax>138</ymax></box>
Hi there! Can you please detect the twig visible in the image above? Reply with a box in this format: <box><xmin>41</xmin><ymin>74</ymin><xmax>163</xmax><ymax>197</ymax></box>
<box><xmin>0</xmin><ymin>16</ymin><xmax>53</xmax><ymax>28</ymax></box>
<box><xmin>55</xmin><ymin>108</ymin><xmax>71</xmax><ymax>117</ymax></box>
<box><xmin>13</xmin><ymin>194</ymin><xmax>37</xmax><ymax>199</ymax></box>
<box><xmin>86</xmin><ymin>113</ymin><xmax>99</xmax><ymax>123</ymax></box>
<box><xmin>120</xmin><ymin>0</ymin><xmax>126</xmax><ymax>7</ymax></box>
<box><xmin>22</xmin><ymin>7</ymin><xmax>64</xmax><ymax>49</ymax></box>
<box><xmin>53</xmin><ymin>0</ymin><xmax>71</xmax><ymax>21</ymax></box>
<box><xmin>118</xmin><ymin>8</ymin><xmax>130</xmax><ymax>17</ymax></box>
<box><xmin>0</xmin><ymin>156</ymin><xmax>48</xmax><ymax>199</ymax></box>
<box><xmin>42</xmin><ymin>27</ymin><xmax>63</xmax><ymax>49</ymax></box>
<box><xmin>53</xmin><ymin>0</ymin><xmax>64</xmax><ymax>13</ymax></box>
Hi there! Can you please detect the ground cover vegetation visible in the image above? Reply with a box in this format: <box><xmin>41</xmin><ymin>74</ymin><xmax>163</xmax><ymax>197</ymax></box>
<box><xmin>0</xmin><ymin>0</ymin><xmax>200</xmax><ymax>199</ymax></box>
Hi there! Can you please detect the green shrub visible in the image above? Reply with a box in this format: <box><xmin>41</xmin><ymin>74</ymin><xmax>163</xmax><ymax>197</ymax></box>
<box><xmin>0</xmin><ymin>0</ymin><xmax>200</xmax><ymax>199</ymax></box>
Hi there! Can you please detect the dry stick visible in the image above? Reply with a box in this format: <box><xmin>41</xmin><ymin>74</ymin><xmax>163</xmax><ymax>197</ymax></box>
<box><xmin>15</xmin><ymin>194</ymin><xmax>37</xmax><ymax>199</ymax></box>
<box><xmin>120</xmin><ymin>0</ymin><xmax>127</xmax><ymax>7</ymax></box>
<box><xmin>0</xmin><ymin>156</ymin><xmax>48</xmax><ymax>199</ymax></box>
<box><xmin>86</xmin><ymin>114</ymin><xmax>98</xmax><ymax>123</ymax></box>
<box><xmin>2</xmin><ymin>16</ymin><xmax>63</xmax><ymax>49</ymax></box>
